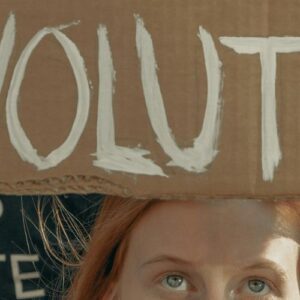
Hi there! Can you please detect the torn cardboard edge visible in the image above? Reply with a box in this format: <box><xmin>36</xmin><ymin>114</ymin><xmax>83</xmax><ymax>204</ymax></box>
<box><xmin>0</xmin><ymin>175</ymin><xmax>300</xmax><ymax>201</ymax></box>
<box><xmin>1</xmin><ymin>1</ymin><xmax>300</xmax><ymax>198</ymax></box>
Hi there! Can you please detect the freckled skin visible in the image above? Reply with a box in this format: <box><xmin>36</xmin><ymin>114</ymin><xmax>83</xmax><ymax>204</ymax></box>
<box><xmin>104</xmin><ymin>200</ymin><xmax>300</xmax><ymax>300</ymax></box>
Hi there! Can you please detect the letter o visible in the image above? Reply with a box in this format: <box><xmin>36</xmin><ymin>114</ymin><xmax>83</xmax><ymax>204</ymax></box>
<box><xmin>6</xmin><ymin>26</ymin><xmax>90</xmax><ymax>170</ymax></box>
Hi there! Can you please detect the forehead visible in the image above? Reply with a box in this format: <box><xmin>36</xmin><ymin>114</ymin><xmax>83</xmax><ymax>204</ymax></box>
<box><xmin>127</xmin><ymin>200</ymin><xmax>297</xmax><ymax>266</ymax></box>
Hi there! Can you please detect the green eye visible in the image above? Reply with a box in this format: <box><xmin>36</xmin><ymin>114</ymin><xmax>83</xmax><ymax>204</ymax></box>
<box><xmin>161</xmin><ymin>275</ymin><xmax>188</xmax><ymax>291</ymax></box>
<box><xmin>247</xmin><ymin>279</ymin><xmax>271</xmax><ymax>295</ymax></box>
<box><xmin>249</xmin><ymin>279</ymin><xmax>265</xmax><ymax>292</ymax></box>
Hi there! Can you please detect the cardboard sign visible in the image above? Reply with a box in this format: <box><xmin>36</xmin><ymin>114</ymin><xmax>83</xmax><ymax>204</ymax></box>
<box><xmin>1</xmin><ymin>0</ymin><xmax>300</xmax><ymax>199</ymax></box>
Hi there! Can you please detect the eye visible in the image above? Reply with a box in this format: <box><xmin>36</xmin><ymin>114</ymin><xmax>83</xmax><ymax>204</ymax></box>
<box><xmin>161</xmin><ymin>274</ymin><xmax>189</xmax><ymax>291</ymax></box>
<box><xmin>243</xmin><ymin>279</ymin><xmax>271</xmax><ymax>296</ymax></box>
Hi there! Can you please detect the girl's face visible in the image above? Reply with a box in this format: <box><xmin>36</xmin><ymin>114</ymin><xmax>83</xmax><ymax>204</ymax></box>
<box><xmin>106</xmin><ymin>200</ymin><xmax>300</xmax><ymax>300</ymax></box>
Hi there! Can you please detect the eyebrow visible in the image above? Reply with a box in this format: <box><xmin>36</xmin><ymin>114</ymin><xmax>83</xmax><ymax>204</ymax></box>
<box><xmin>243</xmin><ymin>259</ymin><xmax>288</xmax><ymax>283</ymax></box>
<box><xmin>140</xmin><ymin>256</ymin><xmax>288</xmax><ymax>283</ymax></box>
<box><xmin>140</xmin><ymin>255</ymin><xmax>194</xmax><ymax>269</ymax></box>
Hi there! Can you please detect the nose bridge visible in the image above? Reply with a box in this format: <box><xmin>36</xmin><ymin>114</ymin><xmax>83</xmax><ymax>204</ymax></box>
<box><xmin>190</xmin><ymin>291</ymin><xmax>226</xmax><ymax>300</ymax></box>
<box><xmin>205</xmin><ymin>287</ymin><xmax>235</xmax><ymax>300</ymax></box>
<box><xmin>199</xmin><ymin>266</ymin><xmax>228</xmax><ymax>300</ymax></box>
<box><xmin>205</xmin><ymin>289</ymin><xmax>226</xmax><ymax>300</ymax></box>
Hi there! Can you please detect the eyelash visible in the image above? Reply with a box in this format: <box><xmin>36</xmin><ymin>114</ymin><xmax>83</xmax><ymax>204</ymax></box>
<box><xmin>239</xmin><ymin>276</ymin><xmax>279</xmax><ymax>299</ymax></box>
<box><xmin>156</xmin><ymin>271</ymin><xmax>194</xmax><ymax>292</ymax></box>
<box><xmin>154</xmin><ymin>273</ymin><xmax>280</xmax><ymax>299</ymax></box>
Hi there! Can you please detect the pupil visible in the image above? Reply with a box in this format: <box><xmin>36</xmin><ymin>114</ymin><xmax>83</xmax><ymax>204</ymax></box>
<box><xmin>248</xmin><ymin>280</ymin><xmax>265</xmax><ymax>292</ymax></box>
<box><xmin>167</xmin><ymin>276</ymin><xmax>183</xmax><ymax>288</ymax></box>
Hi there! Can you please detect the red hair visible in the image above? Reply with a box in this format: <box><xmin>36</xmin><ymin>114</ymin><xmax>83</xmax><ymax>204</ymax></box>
<box><xmin>66</xmin><ymin>197</ymin><xmax>300</xmax><ymax>300</ymax></box>
<box><xmin>67</xmin><ymin>196</ymin><xmax>158</xmax><ymax>300</ymax></box>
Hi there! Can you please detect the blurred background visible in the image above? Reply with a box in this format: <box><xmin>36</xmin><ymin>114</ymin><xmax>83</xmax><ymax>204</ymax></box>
<box><xmin>0</xmin><ymin>194</ymin><xmax>104</xmax><ymax>300</ymax></box>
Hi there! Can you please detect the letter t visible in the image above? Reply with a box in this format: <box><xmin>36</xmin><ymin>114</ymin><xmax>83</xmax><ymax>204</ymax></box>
<box><xmin>220</xmin><ymin>36</ymin><xmax>300</xmax><ymax>181</ymax></box>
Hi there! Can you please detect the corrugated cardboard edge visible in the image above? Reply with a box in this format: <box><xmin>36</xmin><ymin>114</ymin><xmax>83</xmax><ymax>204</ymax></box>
<box><xmin>0</xmin><ymin>176</ymin><xmax>128</xmax><ymax>196</ymax></box>
<box><xmin>0</xmin><ymin>176</ymin><xmax>299</xmax><ymax>201</ymax></box>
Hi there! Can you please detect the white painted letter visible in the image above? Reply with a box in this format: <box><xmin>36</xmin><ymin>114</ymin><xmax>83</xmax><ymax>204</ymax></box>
<box><xmin>136</xmin><ymin>16</ymin><xmax>223</xmax><ymax>173</ymax></box>
<box><xmin>0</xmin><ymin>254</ymin><xmax>6</xmax><ymax>262</ymax></box>
<box><xmin>6</xmin><ymin>23</ymin><xmax>90</xmax><ymax>170</ymax></box>
<box><xmin>11</xmin><ymin>255</ymin><xmax>45</xmax><ymax>299</ymax></box>
<box><xmin>93</xmin><ymin>25</ymin><xmax>165</xmax><ymax>176</ymax></box>
<box><xmin>220</xmin><ymin>36</ymin><xmax>300</xmax><ymax>181</ymax></box>
<box><xmin>0</xmin><ymin>13</ymin><xmax>15</xmax><ymax>95</ymax></box>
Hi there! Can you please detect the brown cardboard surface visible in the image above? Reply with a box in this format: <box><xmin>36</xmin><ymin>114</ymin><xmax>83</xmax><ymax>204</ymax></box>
<box><xmin>1</xmin><ymin>0</ymin><xmax>300</xmax><ymax>199</ymax></box>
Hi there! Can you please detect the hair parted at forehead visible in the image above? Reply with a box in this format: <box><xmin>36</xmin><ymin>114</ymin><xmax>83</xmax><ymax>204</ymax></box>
<box><xmin>66</xmin><ymin>197</ymin><xmax>300</xmax><ymax>300</ymax></box>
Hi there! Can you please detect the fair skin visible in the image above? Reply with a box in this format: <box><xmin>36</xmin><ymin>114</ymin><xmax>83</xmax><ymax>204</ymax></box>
<box><xmin>105</xmin><ymin>200</ymin><xmax>300</xmax><ymax>299</ymax></box>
